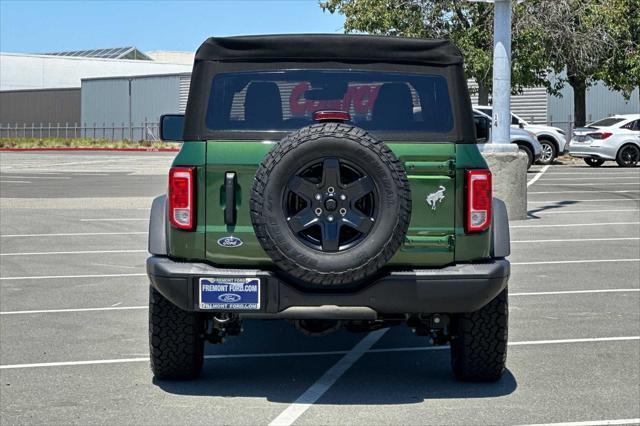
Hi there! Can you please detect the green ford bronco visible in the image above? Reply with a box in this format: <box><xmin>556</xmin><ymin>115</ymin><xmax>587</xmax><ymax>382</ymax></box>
<box><xmin>148</xmin><ymin>34</ymin><xmax>511</xmax><ymax>382</ymax></box>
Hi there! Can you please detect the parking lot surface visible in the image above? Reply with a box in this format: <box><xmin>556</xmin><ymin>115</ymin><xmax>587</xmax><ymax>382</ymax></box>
<box><xmin>1</xmin><ymin>151</ymin><xmax>639</xmax><ymax>425</ymax></box>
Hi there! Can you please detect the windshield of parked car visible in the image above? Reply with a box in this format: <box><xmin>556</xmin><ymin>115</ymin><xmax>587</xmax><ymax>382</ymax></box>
<box><xmin>205</xmin><ymin>70</ymin><xmax>454</xmax><ymax>133</ymax></box>
<box><xmin>588</xmin><ymin>117</ymin><xmax>625</xmax><ymax>128</ymax></box>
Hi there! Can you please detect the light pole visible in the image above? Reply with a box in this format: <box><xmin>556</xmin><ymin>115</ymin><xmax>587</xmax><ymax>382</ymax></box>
<box><xmin>470</xmin><ymin>0</ymin><xmax>517</xmax><ymax>151</ymax></box>
<box><xmin>469</xmin><ymin>0</ymin><xmax>527</xmax><ymax>220</ymax></box>
<box><xmin>490</xmin><ymin>0</ymin><xmax>515</xmax><ymax>149</ymax></box>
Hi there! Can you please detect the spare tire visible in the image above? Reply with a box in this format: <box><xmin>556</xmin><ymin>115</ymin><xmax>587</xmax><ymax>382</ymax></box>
<box><xmin>250</xmin><ymin>123</ymin><xmax>411</xmax><ymax>286</ymax></box>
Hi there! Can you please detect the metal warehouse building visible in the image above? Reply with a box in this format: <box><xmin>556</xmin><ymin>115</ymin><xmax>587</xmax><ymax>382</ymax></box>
<box><xmin>80</xmin><ymin>73</ymin><xmax>191</xmax><ymax>140</ymax></box>
<box><xmin>0</xmin><ymin>48</ymin><xmax>191</xmax><ymax>138</ymax></box>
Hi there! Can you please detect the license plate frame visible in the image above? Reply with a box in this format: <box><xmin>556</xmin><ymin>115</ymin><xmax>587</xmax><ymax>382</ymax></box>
<box><xmin>199</xmin><ymin>277</ymin><xmax>261</xmax><ymax>310</ymax></box>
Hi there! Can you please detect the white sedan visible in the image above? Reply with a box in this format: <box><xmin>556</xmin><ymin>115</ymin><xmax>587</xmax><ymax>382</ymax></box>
<box><xmin>569</xmin><ymin>114</ymin><xmax>640</xmax><ymax>167</ymax></box>
<box><xmin>474</xmin><ymin>104</ymin><xmax>568</xmax><ymax>165</ymax></box>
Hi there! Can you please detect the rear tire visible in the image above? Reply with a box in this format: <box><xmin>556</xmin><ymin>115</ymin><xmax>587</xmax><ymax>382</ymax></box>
<box><xmin>149</xmin><ymin>286</ymin><xmax>204</xmax><ymax>380</ymax></box>
<box><xmin>584</xmin><ymin>158</ymin><xmax>605</xmax><ymax>167</ymax></box>
<box><xmin>517</xmin><ymin>145</ymin><xmax>533</xmax><ymax>169</ymax></box>
<box><xmin>450</xmin><ymin>288</ymin><xmax>508</xmax><ymax>382</ymax></box>
<box><xmin>616</xmin><ymin>144</ymin><xmax>639</xmax><ymax>167</ymax></box>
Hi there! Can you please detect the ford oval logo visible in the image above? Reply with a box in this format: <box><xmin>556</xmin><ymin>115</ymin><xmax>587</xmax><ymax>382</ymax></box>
<box><xmin>218</xmin><ymin>293</ymin><xmax>242</xmax><ymax>303</ymax></box>
<box><xmin>217</xmin><ymin>236</ymin><xmax>243</xmax><ymax>248</ymax></box>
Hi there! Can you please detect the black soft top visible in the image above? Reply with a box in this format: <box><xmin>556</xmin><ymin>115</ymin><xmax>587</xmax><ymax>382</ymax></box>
<box><xmin>195</xmin><ymin>34</ymin><xmax>463</xmax><ymax>66</ymax></box>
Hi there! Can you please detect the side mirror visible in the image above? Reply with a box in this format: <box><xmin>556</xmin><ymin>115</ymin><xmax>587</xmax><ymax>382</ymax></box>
<box><xmin>160</xmin><ymin>114</ymin><xmax>185</xmax><ymax>141</ymax></box>
<box><xmin>518</xmin><ymin>122</ymin><xmax>524</xmax><ymax>129</ymax></box>
<box><xmin>474</xmin><ymin>116</ymin><xmax>490</xmax><ymax>144</ymax></box>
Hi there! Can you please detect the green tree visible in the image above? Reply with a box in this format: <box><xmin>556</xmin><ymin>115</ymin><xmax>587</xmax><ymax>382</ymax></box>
<box><xmin>512</xmin><ymin>0</ymin><xmax>637</xmax><ymax>126</ymax></box>
<box><xmin>597</xmin><ymin>0</ymin><xmax>640</xmax><ymax>104</ymax></box>
<box><xmin>320</xmin><ymin>0</ymin><xmax>551</xmax><ymax>105</ymax></box>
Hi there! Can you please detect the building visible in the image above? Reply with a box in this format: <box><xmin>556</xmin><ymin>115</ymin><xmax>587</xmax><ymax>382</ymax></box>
<box><xmin>81</xmin><ymin>73</ymin><xmax>191</xmax><ymax>141</ymax></box>
<box><xmin>0</xmin><ymin>48</ymin><xmax>191</xmax><ymax>137</ymax></box>
<box><xmin>469</xmin><ymin>79</ymin><xmax>639</xmax><ymax>134</ymax></box>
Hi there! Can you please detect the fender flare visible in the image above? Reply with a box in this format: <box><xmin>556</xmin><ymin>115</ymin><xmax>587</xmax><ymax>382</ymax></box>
<box><xmin>148</xmin><ymin>195</ymin><xmax>168</xmax><ymax>256</ymax></box>
<box><xmin>491</xmin><ymin>198</ymin><xmax>510</xmax><ymax>258</ymax></box>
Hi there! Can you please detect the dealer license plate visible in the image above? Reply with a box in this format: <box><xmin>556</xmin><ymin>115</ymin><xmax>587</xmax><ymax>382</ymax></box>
<box><xmin>199</xmin><ymin>277</ymin><xmax>260</xmax><ymax>310</ymax></box>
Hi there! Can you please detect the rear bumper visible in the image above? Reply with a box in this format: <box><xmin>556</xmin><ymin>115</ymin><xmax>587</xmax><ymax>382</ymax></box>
<box><xmin>568</xmin><ymin>143</ymin><xmax>617</xmax><ymax>160</ymax></box>
<box><xmin>147</xmin><ymin>256</ymin><xmax>510</xmax><ymax>318</ymax></box>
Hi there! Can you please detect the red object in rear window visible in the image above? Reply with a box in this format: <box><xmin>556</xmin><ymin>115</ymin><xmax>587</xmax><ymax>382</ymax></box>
<box><xmin>169</xmin><ymin>167</ymin><xmax>195</xmax><ymax>230</ymax></box>
<box><xmin>466</xmin><ymin>169</ymin><xmax>492</xmax><ymax>233</ymax></box>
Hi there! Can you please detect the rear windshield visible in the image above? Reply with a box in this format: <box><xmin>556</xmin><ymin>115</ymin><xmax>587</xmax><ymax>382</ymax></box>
<box><xmin>205</xmin><ymin>70</ymin><xmax>454</xmax><ymax>133</ymax></box>
<box><xmin>589</xmin><ymin>117</ymin><xmax>625</xmax><ymax>128</ymax></box>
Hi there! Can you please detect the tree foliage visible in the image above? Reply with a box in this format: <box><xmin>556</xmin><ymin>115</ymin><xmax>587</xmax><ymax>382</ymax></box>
<box><xmin>320</xmin><ymin>0</ymin><xmax>552</xmax><ymax>104</ymax></box>
<box><xmin>519</xmin><ymin>0</ymin><xmax>637</xmax><ymax>125</ymax></box>
<box><xmin>320</xmin><ymin>0</ymin><xmax>639</xmax><ymax>126</ymax></box>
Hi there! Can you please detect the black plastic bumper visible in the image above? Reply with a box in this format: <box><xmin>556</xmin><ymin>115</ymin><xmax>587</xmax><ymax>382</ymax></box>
<box><xmin>147</xmin><ymin>256</ymin><xmax>510</xmax><ymax>319</ymax></box>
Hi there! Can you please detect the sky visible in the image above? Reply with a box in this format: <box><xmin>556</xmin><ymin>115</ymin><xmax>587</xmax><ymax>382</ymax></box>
<box><xmin>0</xmin><ymin>0</ymin><xmax>346</xmax><ymax>53</ymax></box>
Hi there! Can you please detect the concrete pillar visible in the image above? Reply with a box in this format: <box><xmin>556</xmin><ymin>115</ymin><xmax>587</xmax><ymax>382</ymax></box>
<box><xmin>481</xmin><ymin>0</ymin><xmax>527</xmax><ymax>221</ymax></box>
<box><xmin>481</xmin><ymin>150</ymin><xmax>528</xmax><ymax>220</ymax></box>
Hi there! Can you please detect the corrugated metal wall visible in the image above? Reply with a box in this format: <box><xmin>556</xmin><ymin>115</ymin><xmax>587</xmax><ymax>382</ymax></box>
<box><xmin>0</xmin><ymin>88</ymin><xmax>80</xmax><ymax>124</ymax></box>
<box><xmin>178</xmin><ymin>75</ymin><xmax>191</xmax><ymax>113</ymax></box>
<box><xmin>547</xmin><ymin>82</ymin><xmax>639</xmax><ymax>126</ymax></box>
<box><xmin>82</xmin><ymin>73</ymin><xmax>188</xmax><ymax>128</ymax></box>
<box><xmin>468</xmin><ymin>80</ymin><xmax>548</xmax><ymax>124</ymax></box>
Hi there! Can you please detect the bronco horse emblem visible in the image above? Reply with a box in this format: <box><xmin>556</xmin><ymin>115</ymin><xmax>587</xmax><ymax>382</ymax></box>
<box><xmin>426</xmin><ymin>186</ymin><xmax>446</xmax><ymax>211</ymax></box>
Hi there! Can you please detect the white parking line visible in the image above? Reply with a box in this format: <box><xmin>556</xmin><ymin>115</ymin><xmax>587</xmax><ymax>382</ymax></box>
<box><xmin>517</xmin><ymin>418</ymin><xmax>640</xmax><ymax>426</ymax></box>
<box><xmin>269</xmin><ymin>328</ymin><xmax>388</xmax><ymax>426</ymax></box>
<box><xmin>543</xmin><ymin>172</ymin><xmax>640</xmax><ymax>176</ymax></box>
<box><xmin>512</xmin><ymin>259</ymin><xmax>640</xmax><ymax>266</ymax></box>
<box><xmin>0</xmin><ymin>249</ymin><xmax>147</xmax><ymax>257</ymax></box>
<box><xmin>511</xmin><ymin>222</ymin><xmax>639</xmax><ymax>228</ymax></box>
<box><xmin>530</xmin><ymin>209</ymin><xmax>639</xmax><ymax>215</ymax></box>
<box><xmin>529</xmin><ymin>190</ymin><xmax>640</xmax><ymax>194</ymax></box>
<box><xmin>528</xmin><ymin>198</ymin><xmax>640</xmax><ymax>204</ymax></box>
<box><xmin>535</xmin><ymin>183</ymin><xmax>640</xmax><ymax>186</ymax></box>
<box><xmin>0</xmin><ymin>175</ymin><xmax>70</xmax><ymax>179</ymax></box>
<box><xmin>0</xmin><ymin>180</ymin><xmax>30</xmax><ymax>183</ymax></box>
<box><xmin>1</xmin><ymin>335</ymin><xmax>636</xmax><ymax>370</ymax></box>
<box><xmin>0</xmin><ymin>231</ymin><xmax>147</xmax><ymax>238</ymax></box>
<box><xmin>510</xmin><ymin>289</ymin><xmax>640</xmax><ymax>296</ymax></box>
<box><xmin>512</xmin><ymin>237</ymin><xmax>640</xmax><ymax>243</ymax></box>
<box><xmin>540</xmin><ymin>177</ymin><xmax>640</xmax><ymax>181</ymax></box>
<box><xmin>0</xmin><ymin>306</ymin><xmax>148</xmax><ymax>315</ymax></box>
<box><xmin>0</xmin><ymin>273</ymin><xmax>146</xmax><ymax>281</ymax></box>
<box><xmin>527</xmin><ymin>165</ymin><xmax>550</xmax><ymax>187</ymax></box>
<box><xmin>80</xmin><ymin>218</ymin><xmax>148</xmax><ymax>222</ymax></box>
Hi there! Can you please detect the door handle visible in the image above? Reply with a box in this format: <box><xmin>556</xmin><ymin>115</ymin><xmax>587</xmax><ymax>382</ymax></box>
<box><xmin>224</xmin><ymin>172</ymin><xmax>237</xmax><ymax>226</ymax></box>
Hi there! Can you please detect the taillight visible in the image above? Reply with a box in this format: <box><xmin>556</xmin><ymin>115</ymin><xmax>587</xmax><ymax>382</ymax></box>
<box><xmin>587</xmin><ymin>132</ymin><xmax>612</xmax><ymax>139</ymax></box>
<box><xmin>169</xmin><ymin>167</ymin><xmax>195</xmax><ymax>230</ymax></box>
<box><xmin>466</xmin><ymin>169</ymin><xmax>492</xmax><ymax>233</ymax></box>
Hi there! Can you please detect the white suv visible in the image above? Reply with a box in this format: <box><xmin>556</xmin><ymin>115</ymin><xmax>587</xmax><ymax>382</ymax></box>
<box><xmin>569</xmin><ymin>114</ymin><xmax>640</xmax><ymax>167</ymax></box>
<box><xmin>474</xmin><ymin>105</ymin><xmax>567</xmax><ymax>165</ymax></box>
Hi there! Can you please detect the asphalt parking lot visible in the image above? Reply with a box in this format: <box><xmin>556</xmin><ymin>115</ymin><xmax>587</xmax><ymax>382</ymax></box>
<box><xmin>0</xmin><ymin>151</ymin><xmax>639</xmax><ymax>425</ymax></box>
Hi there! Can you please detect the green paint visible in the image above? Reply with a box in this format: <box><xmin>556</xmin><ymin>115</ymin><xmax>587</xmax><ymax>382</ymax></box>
<box><xmin>168</xmin><ymin>139</ymin><xmax>491</xmax><ymax>266</ymax></box>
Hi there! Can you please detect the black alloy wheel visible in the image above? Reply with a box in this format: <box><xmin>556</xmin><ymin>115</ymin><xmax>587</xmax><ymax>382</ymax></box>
<box><xmin>616</xmin><ymin>145</ymin><xmax>640</xmax><ymax>167</ymax></box>
<box><xmin>284</xmin><ymin>157</ymin><xmax>377</xmax><ymax>252</ymax></box>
